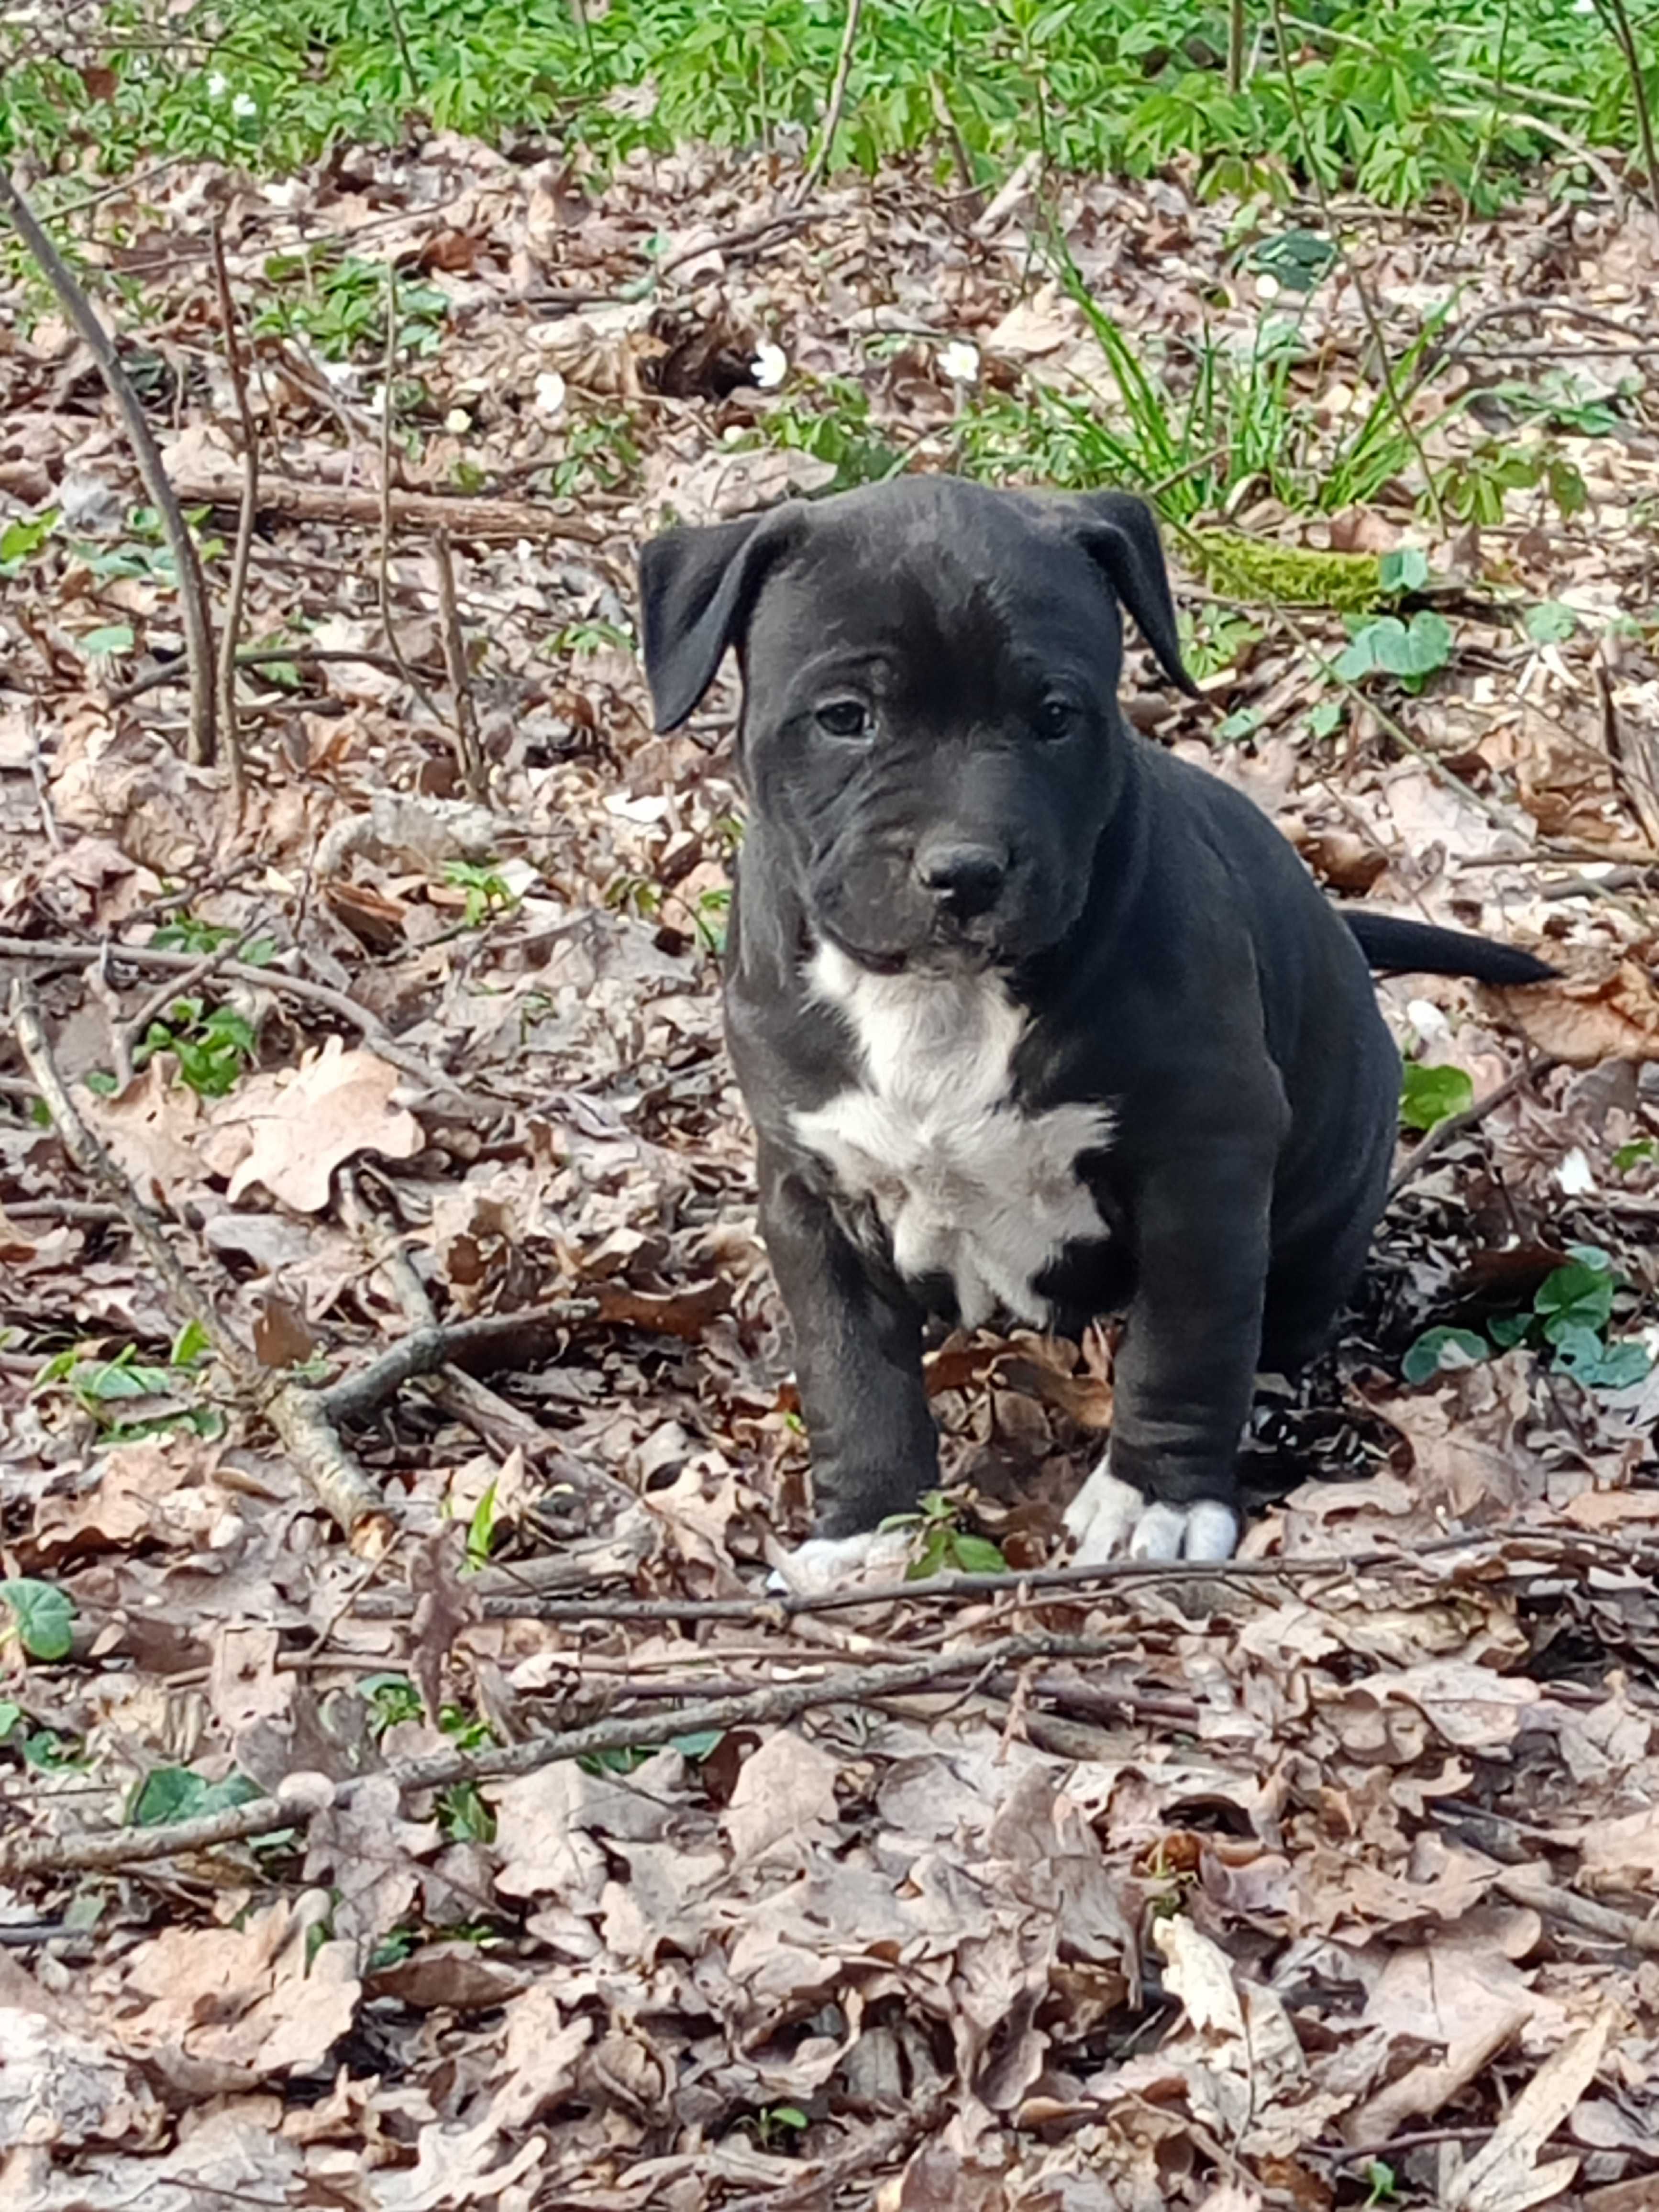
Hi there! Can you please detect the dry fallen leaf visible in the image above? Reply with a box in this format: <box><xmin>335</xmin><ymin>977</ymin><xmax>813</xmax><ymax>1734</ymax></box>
<box><xmin>207</xmin><ymin>1037</ymin><xmax>424</xmax><ymax>1211</ymax></box>
<box><xmin>1445</xmin><ymin>2005</ymin><xmax>1616</xmax><ymax>2211</ymax></box>
<box><xmin>1490</xmin><ymin>960</ymin><xmax>1659</xmax><ymax>1065</ymax></box>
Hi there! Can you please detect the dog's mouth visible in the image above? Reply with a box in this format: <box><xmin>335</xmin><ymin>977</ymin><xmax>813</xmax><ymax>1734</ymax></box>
<box><xmin>818</xmin><ymin>925</ymin><xmax>1003</xmax><ymax>978</ymax></box>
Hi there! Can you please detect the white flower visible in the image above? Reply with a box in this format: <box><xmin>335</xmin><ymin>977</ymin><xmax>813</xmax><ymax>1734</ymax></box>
<box><xmin>940</xmin><ymin>339</ymin><xmax>981</xmax><ymax>385</ymax></box>
<box><xmin>206</xmin><ymin>70</ymin><xmax>229</xmax><ymax>99</ymax></box>
<box><xmin>1557</xmin><ymin>1146</ymin><xmax>1598</xmax><ymax>1197</ymax></box>
<box><xmin>1254</xmin><ymin>270</ymin><xmax>1281</xmax><ymax>302</ymax></box>
<box><xmin>750</xmin><ymin>341</ymin><xmax>788</xmax><ymax>390</ymax></box>
<box><xmin>231</xmin><ymin>90</ymin><xmax>258</xmax><ymax>120</ymax></box>
<box><xmin>533</xmin><ymin>369</ymin><xmax>567</xmax><ymax>418</ymax></box>
<box><xmin>443</xmin><ymin>407</ymin><xmax>471</xmax><ymax>434</ymax></box>
<box><xmin>1406</xmin><ymin>998</ymin><xmax>1451</xmax><ymax>1045</ymax></box>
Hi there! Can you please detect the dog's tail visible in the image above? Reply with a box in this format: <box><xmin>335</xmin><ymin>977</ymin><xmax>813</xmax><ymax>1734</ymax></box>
<box><xmin>1345</xmin><ymin>911</ymin><xmax>1557</xmax><ymax>986</ymax></box>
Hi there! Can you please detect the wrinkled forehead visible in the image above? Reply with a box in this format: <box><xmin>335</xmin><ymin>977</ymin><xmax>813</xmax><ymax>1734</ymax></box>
<box><xmin>743</xmin><ymin>509</ymin><xmax>1121</xmax><ymax>707</ymax></box>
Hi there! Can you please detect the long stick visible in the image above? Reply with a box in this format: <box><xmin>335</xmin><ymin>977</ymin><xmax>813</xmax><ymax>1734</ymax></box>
<box><xmin>208</xmin><ymin>224</ymin><xmax>254</xmax><ymax>807</ymax></box>
<box><xmin>799</xmin><ymin>0</ymin><xmax>864</xmax><ymax>200</ymax></box>
<box><xmin>0</xmin><ymin>168</ymin><xmax>217</xmax><ymax>765</ymax></box>
<box><xmin>0</xmin><ymin>1630</ymin><xmax>1125</xmax><ymax>1879</ymax></box>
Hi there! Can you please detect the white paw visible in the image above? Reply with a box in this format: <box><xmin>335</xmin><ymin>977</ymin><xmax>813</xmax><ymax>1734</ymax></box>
<box><xmin>1063</xmin><ymin>1464</ymin><xmax>1239</xmax><ymax>1565</ymax></box>
<box><xmin>766</xmin><ymin>1528</ymin><xmax>916</xmax><ymax>1595</ymax></box>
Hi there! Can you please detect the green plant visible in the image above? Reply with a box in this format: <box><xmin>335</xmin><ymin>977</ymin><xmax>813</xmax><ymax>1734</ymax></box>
<box><xmin>1404</xmin><ymin>1246</ymin><xmax>1654</xmax><ymax>1392</ymax></box>
<box><xmin>756</xmin><ymin>376</ymin><xmax>907</xmax><ymax>491</ymax></box>
<box><xmin>465</xmin><ymin>1480</ymin><xmax>499</xmax><ymax>1569</ymax></box>
<box><xmin>0</xmin><ymin>507</ymin><xmax>56</xmax><ymax>576</ymax></box>
<box><xmin>32</xmin><ymin>1325</ymin><xmax>222</xmax><ymax>1443</ymax></box>
<box><xmin>738</xmin><ymin>2103</ymin><xmax>810</xmax><ymax>2152</ymax></box>
<box><xmin>132</xmin><ymin>997</ymin><xmax>258</xmax><ymax>1096</ymax></box>
<box><xmin>0</xmin><ymin>1577</ymin><xmax>75</xmax><ymax>1661</ymax></box>
<box><xmin>879</xmin><ymin>1490</ymin><xmax>1006</xmax><ymax>1578</ymax></box>
<box><xmin>254</xmin><ymin>251</ymin><xmax>449</xmax><ymax>362</ymax></box>
<box><xmin>1400</xmin><ymin>1062</ymin><xmax>1473</xmax><ymax>1132</ymax></box>
<box><xmin>1364</xmin><ymin>2161</ymin><xmax>1400</xmax><ymax>2208</ymax></box>
<box><xmin>1334</xmin><ymin>608</ymin><xmax>1454</xmax><ymax>693</ymax></box>
<box><xmin>444</xmin><ymin>859</ymin><xmax>519</xmax><ymax>928</ymax></box>
<box><xmin>128</xmin><ymin>1765</ymin><xmax>265</xmax><ymax>1826</ymax></box>
<box><xmin>149</xmin><ymin>913</ymin><xmax>278</xmax><ymax>962</ymax></box>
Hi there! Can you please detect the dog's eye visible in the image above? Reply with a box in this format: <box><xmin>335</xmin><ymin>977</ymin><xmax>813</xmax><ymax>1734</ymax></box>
<box><xmin>816</xmin><ymin>699</ymin><xmax>872</xmax><ymax>740</ymax></box>
<box><xmin>1037</xmin><ymin>696</ymin><xmax>1079</xmax><ymax>741</ymax></box>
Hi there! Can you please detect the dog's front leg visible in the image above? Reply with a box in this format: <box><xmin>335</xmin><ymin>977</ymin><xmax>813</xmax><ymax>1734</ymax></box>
<box><xmin>1065</xmin><ymin>1145</ymin><xmax>1274</xmax><ymax>1564</ymax></box>
<box><xmin>757</xmin><ymin>1140</ymin><xmax>938</xmax><ymax>1591</ymax></box>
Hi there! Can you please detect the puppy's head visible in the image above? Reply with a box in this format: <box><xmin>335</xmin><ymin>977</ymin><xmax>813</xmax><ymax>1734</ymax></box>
<box><xmin>637</xmin><ymin>476</ymin><xmax>1194</xmax><ymax>974</ymax></box>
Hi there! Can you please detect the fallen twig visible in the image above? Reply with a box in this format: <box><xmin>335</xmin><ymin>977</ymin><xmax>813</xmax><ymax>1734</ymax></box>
<box><xmin>10</xmin><ymin>977</ymin><xmax>392</xmax><ymax>1550</ymax></box>
<box><xmin>0</xmin><ymin>167</ymin><xmax>218</xmax><ymax>767</ymax></box>
<box><xmin>109</xmin><ymin>644</ymin><xmax>442</xmax><ymax>708</ymax></box>
<box><xmin>349</xmin><ymin>1524</ymin><xmax>1609</xmax><ymax>1623</ymax></box>
<box><xmin>164</xmin><ymin>465</ymin><xmax>609</xmax><ymax>544</ymax></box>
<box><xmin>0</xmin><ymin>1629</ymin><xmax>1125</xmax><ymax>1880</ymax></box>
<box><xmin>1494</xmin><ymin>1866</ymin><xmax>1659</xmax><ymax>1954</ymax></box>
<box><xmin>320</xmin><ymin>1297</ymin><xmax>602</xmax><ymax>1424</ymax></box>
<box><xmin>0</xmin><ymin>934</ymin><xmax>508</xmax><ymax>1117</ymax></box>
<box><xmin>1388</xmin><ymin>1059</ymin><xmax>1554</xmax><ymax>1199</ymax></box>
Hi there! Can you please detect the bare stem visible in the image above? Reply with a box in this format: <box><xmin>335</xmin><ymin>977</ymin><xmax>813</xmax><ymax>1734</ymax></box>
<box><xmin>800</xmin><ymin>0</ymin><xmax>865</xmax><ymax>199</ymax></box>
<box><xmin>0</xmin><ymin>167</ymin><xmax>218</xmax><ymax>765</ymax></box>
<box><xmin>208</xmin><ymin>224</ymin><xmax>253</xmax><ymax>809</ymax></box>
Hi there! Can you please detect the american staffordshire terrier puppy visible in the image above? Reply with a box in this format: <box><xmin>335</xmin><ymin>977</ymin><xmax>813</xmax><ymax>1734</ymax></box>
<box><xmin>637</xmin><ymin>477</ymin><xmax>1552</xmax><ymax>1591</ymax></box>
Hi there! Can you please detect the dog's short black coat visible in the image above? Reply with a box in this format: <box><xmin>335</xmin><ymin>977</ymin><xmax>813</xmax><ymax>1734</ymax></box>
<box><xmin>637</xmin><ymin>476</ymin><xmax>1552</xmax><ymax>1566</ymax></box>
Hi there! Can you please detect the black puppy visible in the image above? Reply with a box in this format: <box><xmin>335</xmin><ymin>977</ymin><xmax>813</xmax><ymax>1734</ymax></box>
<box><xmin>637</xmin><ymin>477</ymin><xmax>1550</xmax><ymax>1589</ymax></box>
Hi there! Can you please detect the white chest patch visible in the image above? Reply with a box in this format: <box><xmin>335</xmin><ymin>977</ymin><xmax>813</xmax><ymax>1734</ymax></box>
<box><xmin>791</xmin><ymin>943</ymin><xmax>1115</xmax><ymax>1328</ymax></box>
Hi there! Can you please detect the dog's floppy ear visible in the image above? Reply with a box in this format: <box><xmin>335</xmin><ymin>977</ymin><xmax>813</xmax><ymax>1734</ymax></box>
<box><xmin>1063</xmin><ymin>490</ymin><xmax>1198</xmax><ymax>699</ymax></box>
<box><xmin>637</xmin><ymin>505</ymin><xmax>803</xmax><ymax>732</ymax></box>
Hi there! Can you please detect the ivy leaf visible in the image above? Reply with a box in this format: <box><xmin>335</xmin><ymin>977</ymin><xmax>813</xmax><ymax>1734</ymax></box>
<box><xmin>1400</xmin><ymin>1062</ymin><xmax>1473</xmax><ymax>1131</ymax></box>
<box><xmin>1402</xmin><ymin>1327</ymin><xmax>1489</xmax><ymax>1386</ymax></box>
<box><xmin>0</xmin><ymin>1578</ymin><xmax>76</xmax><ymax>1661</ymax></box>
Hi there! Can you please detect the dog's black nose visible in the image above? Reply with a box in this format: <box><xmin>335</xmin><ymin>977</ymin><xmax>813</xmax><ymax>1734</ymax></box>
<box><xmin>916</xmin><ymin>840</ymin><xmax>1010</xmax><ymax>918</ymax></box>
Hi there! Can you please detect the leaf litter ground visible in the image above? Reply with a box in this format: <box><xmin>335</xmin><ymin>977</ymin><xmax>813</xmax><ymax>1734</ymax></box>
<box><xmin>3</xmin><ymin>133</ymin><xmax>1659</xmax><ymax>2212</ymax></box>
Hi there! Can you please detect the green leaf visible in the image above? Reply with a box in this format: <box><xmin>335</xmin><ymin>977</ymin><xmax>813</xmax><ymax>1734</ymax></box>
<box><xmin>1214</xmin><ymin>706</ymin><xmax>1261</xmax><ymax>744</ymax></box>
<box><xmin>0</xmin><ymin>1700</ymin><xmax>22</xmax><ymax>1738</ymax></box>
<box><xmin>78</xmin><ymin>623</ymin><xmax>136</xmax><ymax>658</ymax></box>
<box><xmin>1400</xmin><ymin>1062</ymin><xmax>1474</xmax><ymax>1131</ymax></box>
<box><xmin>1584</xmin><ymin>1339</ymin><xmax>1654</xmax><ymax>1390</ymax></box>
<box><xmin>1613</xmin><ymin>1139</ymin><xmax>1656</xmax><ymax>1173</ymax></box>
<box><xmin>949</xmin><ymin>1533</ymin><xmax>1008</xmax><ymax>1573</ymax></box>
<box><xmin>1524</xmin><ymin>600</ymin><xmax>1578</xmax><ymax>644</ymax></box>
<box><xmin>1535</xmin><ymin>1260</ymin><xmax>1615</xmax><ymax>1333</ymax></box>
<box><xmin>1378</xmin><ymin>546</ymin><xmax>1430</xmax><ymax>595</ymax></box>
<box><xmin>767</xmin><ymin>2106</ymin><xmax>809</xmax><ymax>2131</ymax></box>
<box><xmin>129</xmin><ymin>1766</ymin><xmax>262</xmax><ymax>1827</ymax></box>
<box><xmin>1306</xmin><ymin>697</ymin><xmax>1344</xmax><ymax>739</ymax></box>
<box><xmin>1487</xmin><ymin>1313</ymin><xmax>1532</xmax><ymax>1349</ymax></box>
<box><xmin>171</xmin><ymin>1317</ymin><xmax>211</xmax><ymax>1368</ymax></box>
<box><xmin>466</xmin><ymin>1480</ymin><xmax>499</xmax><ymax>1569</ymax></box>
<box><xmin>1402</xmin><ymin>1326</ymin><xmax>1489</xmax><ymax>1386</ymax></box>
<box><xmin>0</xmin><ymin>1578</ymin><xmax>75</xmax><ymax>1661</ymax></box>
<box><xmin>669</xmin><ymin>1728</ymin><xmax>725</xmax><ymax>1760</ymax></box>
<box><xmin>1374</xmin><ymin>609</ymin><xmax>1452</xmax><ymax>678</ymax></box>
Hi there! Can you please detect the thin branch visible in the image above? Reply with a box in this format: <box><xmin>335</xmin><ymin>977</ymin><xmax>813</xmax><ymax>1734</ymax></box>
<box><xmin>433</xmin><ymin>528</ymin><xmax>489</xmax><ymax>803</ymax></box>
<box><xmin>208</xmin><ymin>223</ymin><xmax>254</xmax><ymax>809</ymax></box>
<box><xmin>376</xmin><ymin>271</ymin><xmax>443</xmax><ymax>727</ymax></box>
<box><xmin>319</xmin><ymin>1297</ymin><xmax>599</xmax><ymax>1425</ymax></box>
<box><xmin>348</xmin><ymin>1526</ymin><xmax>1629</xmax><ymax>1625</ymax></box>
<box><xmin>1387</xmin><ymin>1059</ymin><xmax>1555</xmax><ymax>1200</ymax></box>
<box><xmin>0</xmin><ymin>935</ymin><xmax>507</xmax><ymax>1117</ymax></box>
<box><xmin>110</xmin><ymin>644</ymin><xmax>442</xmax><ymax>708</ymax></box>
<box><xmin>8</xmin><ymin>979</ymin><xmax>392</xmax><ymax>1549</ymax></box>
<box><xmin>1594</xmin><ymin>0</ymin><xmax>1659</xmax><ymax>222</ymax></box>
<box><xmin>799</xmin><ymin>0</ymin><xmax>865</xmax><ymax>200</ymax></box>
<box><xmin>0</xmin><ymin>167</ymin><xmax>218</xmax><ymax>766</ymax></box>
<box><xmin>164</xmin><ymin>465</ymin><xmax>611</xmax><ymax>545</ymax></box>
<box><xmin>0</xmin><ymin>1630</ymin><xmax>1128</xmax><ymax>1880</ymax></box>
